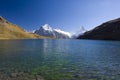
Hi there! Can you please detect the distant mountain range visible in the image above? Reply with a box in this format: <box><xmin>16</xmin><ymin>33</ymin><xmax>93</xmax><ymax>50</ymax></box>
<box><xmin>0</xmin><ymin>16</ymin><xmax>48</xmax><ymax>39</ymax></box>
<box><xmin>78</xmin><ymin>18</ymin><xmax>120</xmax><ymax>40</ymax></box>
<box><xmin>1</xmin><ymin>16</ymin><xmax>120</xmax><ymax>40</ymax></box>
<box><xmin>71</xmin><ymin>26</ymin><xmax>86</xmax><ymax>38</ymax></box>
<box><xmin>34</xmin><ymin>24</ymin><xmax>71</xmax><ymax>39</ymax></box>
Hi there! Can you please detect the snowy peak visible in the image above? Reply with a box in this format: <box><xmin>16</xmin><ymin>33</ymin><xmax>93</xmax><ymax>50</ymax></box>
<box><xmin>71</xmin><ymin>26</ymin><xmax>86</xmax><ymax>38</ymax></box>
<box><xmin>35</xmin><ymin>24</ymin><xmax>71</xmax><ymax>39</ymax></box>
<box><xmin>41</xmin><ymin>24</ymin><xmax>53</xmax><ymax>31</ymax></box>
<box><xmin>78</xmin><ymin>26</ymin><xmax>86</xmax><ymax>32</ymax></box>
<box><xmin>76</xmin><ymin>26</ymin><xmax>86</xmax><ymax>34</ymax></box>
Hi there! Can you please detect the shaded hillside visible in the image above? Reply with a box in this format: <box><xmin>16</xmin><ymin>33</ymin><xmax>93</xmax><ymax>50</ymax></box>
<box><xmin>0</xmin><ymin>16</ymin><xmax>47</xmax><ymax>39</ymax></box>
<box><xmin>78</xmin><ymin>18</ymin><xmax>120</xmax><ymax>40</ymax></box>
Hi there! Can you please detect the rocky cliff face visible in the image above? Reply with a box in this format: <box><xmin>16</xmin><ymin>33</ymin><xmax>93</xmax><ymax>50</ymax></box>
<box><xmin>0</xmin><ymin>16</ymin><xmax>47</xmax><ymax>39</ymax></box>
<box><xmin>78</xmin><ymin>18</ymin><xmax>120</xmax><ymax>40</ymax></box>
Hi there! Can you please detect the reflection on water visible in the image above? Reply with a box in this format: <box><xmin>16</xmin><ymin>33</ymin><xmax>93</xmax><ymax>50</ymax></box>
<box><xmin>0</xmin><ymin>39</ymin><xmax>120</xmax><ymax>80</ymax></box>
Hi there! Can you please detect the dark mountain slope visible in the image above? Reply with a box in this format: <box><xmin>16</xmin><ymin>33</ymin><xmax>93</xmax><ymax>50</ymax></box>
<box><xmin>78</xmin><ymin>18</ymin><xmax>120</xmax><ymax>40</ymax></box>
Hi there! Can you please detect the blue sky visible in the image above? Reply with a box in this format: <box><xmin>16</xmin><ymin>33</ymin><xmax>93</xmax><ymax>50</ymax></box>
<box><xmin>0</xmin><ymin>0</ymin><xmax>120</xmax><ymax>33</ymax></box>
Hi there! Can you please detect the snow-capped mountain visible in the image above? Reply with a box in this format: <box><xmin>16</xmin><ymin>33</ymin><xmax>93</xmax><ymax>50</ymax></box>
<box><xmin>71</xmin><ymin>26</ymin><xmax>86</xmax><ymax>38</ymax></box>
<box><xmin>34</xmin><ymin>24</ymin><xmax>71</xmax><ymax>39</ymax></box>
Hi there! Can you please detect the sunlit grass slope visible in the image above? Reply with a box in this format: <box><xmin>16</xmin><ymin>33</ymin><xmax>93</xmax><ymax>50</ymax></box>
<box><xmin>0</xmin><ymin>16</ymin><xmax>49</xmax><ymax>39</ymax></box>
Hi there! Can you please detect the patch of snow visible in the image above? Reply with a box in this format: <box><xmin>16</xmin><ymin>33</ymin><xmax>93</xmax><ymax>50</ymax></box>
<box><xmin>54</xmin><ymin>29</ymin><xmax>71</xmax><ymax>37</ymax></box>
<box><xmin>34</xmin><ymin>24</ymin><xmax>72</xmax><ymax>39</ymax></box>
<box><xmin>71</xmin><ymin>26</ymin><xmax>86</xmax><ymax>38</ymax></box>
<box><xmin>42</xmin><ymin>24</ymin><xmax>53</xmax><ymax>31</ymax></box>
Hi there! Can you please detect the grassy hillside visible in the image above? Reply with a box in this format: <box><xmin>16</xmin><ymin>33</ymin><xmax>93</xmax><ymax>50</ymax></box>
<box><xmin>0</xmin><ymin>16</ymin><xmax>49</xmax><ymax>39</ymax></box>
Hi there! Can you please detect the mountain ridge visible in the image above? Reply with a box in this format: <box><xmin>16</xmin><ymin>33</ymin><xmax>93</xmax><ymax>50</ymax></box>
<box><xmin>0</xmin><ymin>16</ymin><xmax>48</xmax><ymax>39</ymax></box>
<box><xmin>77</xmin><ymin>18</ymin><xmax>120</xmax><ymax>40</ymax></box>
<box><xmin>34</xmin><ymin>24</ymin><xmax>71</xmax><ymax>39</ymax></box>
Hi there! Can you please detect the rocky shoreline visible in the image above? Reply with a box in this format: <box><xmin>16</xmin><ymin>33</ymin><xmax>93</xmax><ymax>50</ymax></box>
<box><xmin>0</xmin><ymin>71</ymin><xmax>44</xmax><ymax>80</ymax></box>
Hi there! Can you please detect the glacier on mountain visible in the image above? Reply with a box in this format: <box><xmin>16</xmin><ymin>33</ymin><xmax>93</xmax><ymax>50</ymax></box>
<box><xmin>34</xmin><ymin>24</ymin><xmax>71</xmax><ymax>39</ymax></box>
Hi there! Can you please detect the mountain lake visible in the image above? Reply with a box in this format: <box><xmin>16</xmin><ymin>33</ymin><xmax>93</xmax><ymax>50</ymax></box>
<box><xmin>0</xmin><ymin>39</ymin><xmax>120</xmax><ymax>80</ymax></box>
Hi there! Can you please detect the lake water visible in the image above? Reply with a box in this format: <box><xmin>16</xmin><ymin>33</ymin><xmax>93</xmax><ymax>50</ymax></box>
<box><xmin>0</xmin><ymin>39</ymin><xmax>120</xmax><ymax>80</ymax></box>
